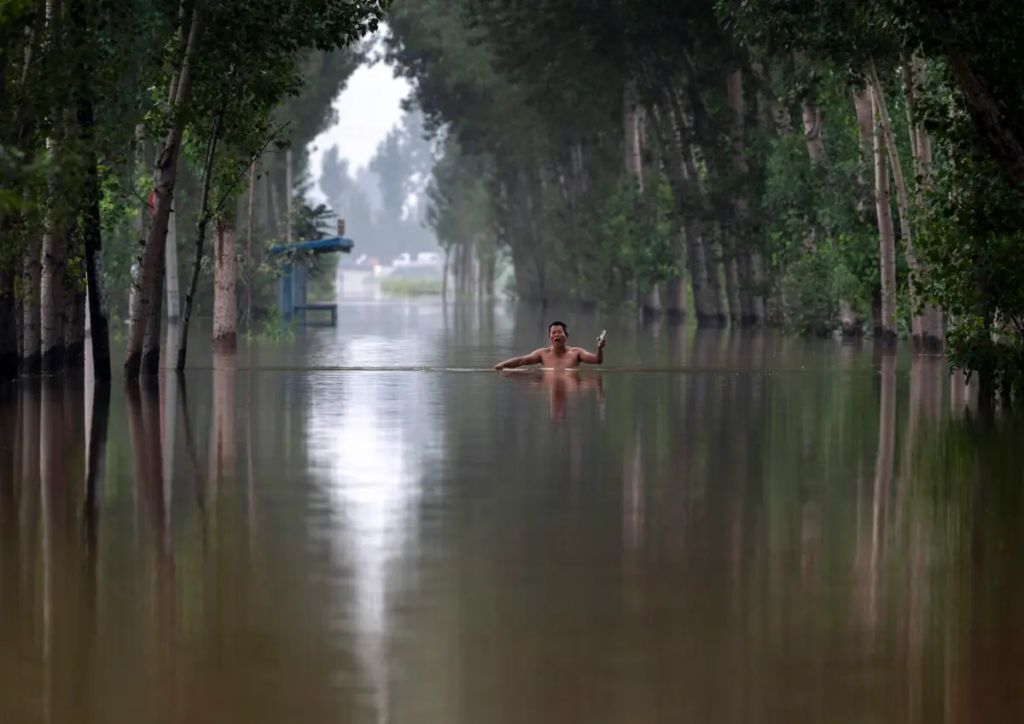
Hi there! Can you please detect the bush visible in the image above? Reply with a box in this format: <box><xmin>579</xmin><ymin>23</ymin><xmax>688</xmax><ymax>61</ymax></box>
<box><xmin>380</xmin><ymin>276</ymin><xmax>443</xmax><ymax>296</ymax></box>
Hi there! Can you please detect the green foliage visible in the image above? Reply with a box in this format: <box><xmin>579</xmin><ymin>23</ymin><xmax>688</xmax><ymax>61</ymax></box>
<box><xmin>0</xmin><ymin>0</ymin><xmax>385</xmax><ymax>362</ymax></box>
<box><xmin>596</xmin><ymin>176</ymin><xmax>681</xmax><ymax>297</ymax></box>
<box><xmin>252</xmin><ymin>304</ymin><xmax>297</xmax><ymax>342</ymax></box>
<box><xmin>380</xmin><ymin>276</ymin><xmax>443</xmax><ymax>296</ymax></box>
<box><xmin>914</xmin><ymin>98</ymin><xmax>1024</xmax><ymax>395</ymax></box>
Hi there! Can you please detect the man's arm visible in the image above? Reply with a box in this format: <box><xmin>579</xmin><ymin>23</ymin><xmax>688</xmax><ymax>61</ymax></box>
<box><xmin>577</xmin><ymin>338</ymin><xmax>605</xmax><ymax>365</ymax></box>
<box><xmin>494</xmin><ymin>349</ymin><xmax>543</xmax><ymax>370</ymax></box>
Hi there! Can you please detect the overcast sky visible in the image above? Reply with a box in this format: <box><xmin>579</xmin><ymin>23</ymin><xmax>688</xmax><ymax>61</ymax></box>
<box><xmin>306</xmin><ymin>35</ymin><xmax>411</xmax><ymax>204</ymax></box>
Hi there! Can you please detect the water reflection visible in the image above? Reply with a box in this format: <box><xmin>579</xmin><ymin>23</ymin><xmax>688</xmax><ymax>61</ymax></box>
<box><xmin>0</xmin><ymin>303</ymin><xmax>1021</xmax><ymax>724</ymax></box>
<box><xmin>497</xmin><ymin>370</ymin><xmax>605</xmax><ymax>420</ymax></box>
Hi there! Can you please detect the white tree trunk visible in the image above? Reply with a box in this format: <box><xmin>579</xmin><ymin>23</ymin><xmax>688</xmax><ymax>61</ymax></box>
<box><xmin>213</xmin><ymin>220</ymin><xmax>238</xmax><ymax>352</ymax></box>
<box><xmin>166</xmin><ymin>200</ymin><xmax>180</xmax><ymax>324</ymax></box>
<box><xmin>872</xmin><ymin>89</ymin><xmax>898</xmax><ymax>346</ymax></box>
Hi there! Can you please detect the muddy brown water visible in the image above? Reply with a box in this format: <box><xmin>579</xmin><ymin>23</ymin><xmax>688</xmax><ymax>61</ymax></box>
<box><xmin>0</xmin><ymin>300</ymin><xmax>1021</xmax><ymax>724</ymax></box>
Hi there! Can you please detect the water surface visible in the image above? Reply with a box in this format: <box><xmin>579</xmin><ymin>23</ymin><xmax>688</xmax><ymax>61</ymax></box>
<box><xmin>1</xmin><ymin>300</ymin><xmax>1022</xmax><ymax>724</ymax></box>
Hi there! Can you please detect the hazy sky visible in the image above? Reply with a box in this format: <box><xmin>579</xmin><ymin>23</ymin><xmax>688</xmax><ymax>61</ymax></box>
<box><xmin>306</xmin><ymin>34</ymin><xmax>411</xmax><ymax>204</ymax></box>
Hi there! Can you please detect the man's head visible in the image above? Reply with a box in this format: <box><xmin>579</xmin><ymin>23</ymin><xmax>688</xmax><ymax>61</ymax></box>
<box><xmin>548</xmin><ymin>321</ymin><xmax>568</xmax><ymax>348</ymax></box>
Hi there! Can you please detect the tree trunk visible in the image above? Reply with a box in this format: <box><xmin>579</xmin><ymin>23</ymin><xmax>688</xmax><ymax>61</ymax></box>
<box><xmin>63</xmin><ymin>272</ymin><xmax>85</xmax><ymax>369</ymax></box>
<box><xmin>39</xmin><ymin>0</ymin><xmax>65</xmax><ymax>373</ymax></box>
<box><xmin>22</xmin><ymin>238</ymin><xmax>41</xmax><ymax>374</ymax></box>
<box><xmin>872</xmin><ymin>89</ymin><xmax>898</xmax><ymax>347</ymax></box>
<box><xmin>674</xmin><ymin>97</ymin><xmax>726</xmax><ymax>326</ymax></box>
<box><xmin>685</xmin><ymin>216</ymin><xmax>717</xmax><ymax>326</ymax></box>
<box><xmin>854</xmin><ymin>86</ymin><xmax>881</xmax><ymax>338</ymax></box>
<box><xmin>641</xmin><ymin>285</ymin><xmax>662</xmax><ymax>320</ymax></box>
<box><xmin>853</xmin><ymin>87</ymin><xmax>878</xmax><ymax>223</ymax></box>
<box><xmin>650</xmin><ymin>101</ymin><xmax>714</xmax><ymax>323</ymax></box>
<box><xmin>15</xmin><ymin>281</ymin><xmax>23</xmax><ymax>369</ymax></box>
<box><xmin>246</xmin><ymin>162</ymin><xmax>255</xmax><ymax>326</ymax></box>
<box><xmin>69</xmin><ymin>0</ymin><xmax>110</xmax><ymax>380</ymax></box>
<box><xmin>721</xmin><ymin>230</ymin><xmax>742</xmax><ymax>326</ymax></box>
<box><xmin>0</xmin><ymin>266</ymin><xmax>18</xmax><ymax>380</ymax></box>
<box><xmin>702</xmin><ymin>230</ymin><xmax>727</xmax><ymax>325</ymax></box>
<box><xmin>40</xmin><ymin>214</ymin><xmax>66</xmax><ymax>372</ymax></box>
<box><xmin>126</xmin><ymin>1</ymin><xmax>203</xmax><ymax>379</ymax></box>
<box><xmin>900</xmin><ymin>57</ymin><xmax>945</xmax><ymax>352</ymax></box>
<box><xmin>727</xmin><ymin>67</ymin><xmax>765</xmax><ymax>326</ymax></box>
<box><xmin>441</xmin><ymin>247</ymin><xmax>450</xmax><ymax>301</ymax></box>
<box><xmin>801</xmin><ymin>97</ymin><xmax>825</xmax><ymax>163</ymax></box>
<box><xmin>285</xmin><ymin>149</ymin><xmax>294</xmax><ymax>243</ymax></box>
<box><xmin>176</xmin><ymin>104</ymin><xmax>223</xmax><ymax>372</ymax></box>
<box><xmin>141</xmin><ymin>249</ymin><xmax>165</xmax><ymax>374</ymax></box>
<box><xmin>213</xmin><ymin>217</ymin><xmax>238</xmax><ymax>352</ymax></box>
<box><xmin>79</xmin><ymin>139</ymin><xmax>111</xmax><ymax>381</ymax></box>
<box><xmin>166</xmin><ymin>200</ymin><xmax>180</xmax><ymax>324</ymax></box>
<box><xmin>623</xmin><ymin>79</ymin><xmax>644</xmax><ymax>190</ymax></box>
<box><xmin>869</xmin><ymin>61</ymin><xmax>927</xmax><ymax>346</ymax></box>
<box><xmin>270</xmin><ymin>179</ymin><xmax>283</xmax><ymax>240</ymax></box>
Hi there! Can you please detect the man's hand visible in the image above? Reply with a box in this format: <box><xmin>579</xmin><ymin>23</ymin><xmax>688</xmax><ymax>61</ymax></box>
<box><xmin>493</xmin><ymin>350</ymin><xmax>542</xmax><ymax>371</ymax></box>
<box><xmin>597</xmin><ymin>337</ymin><xmax>606</xmax><ymax>351</ymax></box>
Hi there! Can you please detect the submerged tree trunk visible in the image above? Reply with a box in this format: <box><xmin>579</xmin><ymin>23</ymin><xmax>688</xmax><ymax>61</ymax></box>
<box><xmin>869</xmin><ymin>62</ymin><xmax>927</xmax><ymax>347</ymax></box>
<box><xmin>854</xmin><ymin>86</ymin><xmax>880</xmax><ymax>338</ymax></box>
<box><xmin>68</xmin><ymin>0</ymin><xmax>110</xmax><ymax>379</ymax></box>
<box><xmin>141</xmin><ymin>250</ymin><xmax>165</xmax><ymax>374</ymax></box>
<box><xmin>720</xmin><ymin>229</ymin><xmax>742</xmax><ymax>326</ymax></box>
<box><xmin>651</xmin><ymin>100</ymin><xmax>713</xmax><ymax>323</ymax></box>
<box><xmin>63</xmin><ymin>274</ymin><xmax>85</xmax><ymax>369</ymax></box>
<box><xmin>126</xmin><ymin>1</ymin><xmax>203</xmax><ymax>379</ymax></box>
<box><xmin>665</xmin><ymin>222</ymin><xmax>687</xmax><ymax>326</ymax></box>
<box><xmin>166</xmin><ymin>200</ymin><xmax>180</xmax><ymax>325</ymax></box>
<box><xmin>727</xmin><ymin>67</ymin><xmax>765</xmax><ymax>326</ymax></box>
<box><xmin>900</xmin><ymin>57</ymin><xmax>945</xmax><ymax>352</ymax></box>
<box><xmin>872</xmin><ymin>89</ymin><xmax>898</xmax><ymax>347</ymax></box>
<box><xmin>176</xmin><ymin>104</ymin><xmax>223</xmax><ymax>372</ymax></box>
<box><xmin>625</xmin><ymin>85</ymin><xmax>661</xmax><ymax>318</ymax></box>
<box><xmin>700</xmin><ymin>220</ymin><xmax>727</xmax><ymax>326</ymax></box>
<box><xmin>0</xmin><ymin>265</ymin><xmax>18</xmax><ymax>380</ymax></box>
<box><xmin>22</xmin><ymin>238</ymin><xmax>41</xmax><ymax>374</ymax></box>
<box><xmin>246</xmin><ymin>162</ymin><xmax>255</xmax><ymax>326</ymax></box>
<box><xmin>39</xmin><ymin>0</ymin><xmax>65</xmax><ymax>373</ymax></box>
<box><xmin>213</xmin><ymin>216</ymin><xmax>238</xmax><ymax>352</ymax></box>
<box><xmin>78</xmin><ymin>123</ymin><xmax>111</xmax><ymax>380</ymax></box>
<box><xmin>441</xmin><ymin>247</ymin><xmax>450</xmax><ymax>301</ymax></box>
<box><xmin>40</xmin><ymin>173</ymin><xmax>66</xmax><ymax>372</ymax></box>
<box><xmin>678</xmin><ymin>113</ymin><xmax>726</xmax><ymax>327</ymax></box>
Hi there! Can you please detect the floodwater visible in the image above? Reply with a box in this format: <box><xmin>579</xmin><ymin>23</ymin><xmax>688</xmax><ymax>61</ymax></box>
<box><xmin>1</xmin><ymin>300</ymin><xmax>1022</xmax><ymax>724</ymax></box>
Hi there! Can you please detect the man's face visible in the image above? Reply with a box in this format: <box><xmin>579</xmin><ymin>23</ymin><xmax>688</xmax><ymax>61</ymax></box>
<box><xmin>549</xmin><ymin>324</ymin><xmax>567</xmax><ymax>347</ymax></box>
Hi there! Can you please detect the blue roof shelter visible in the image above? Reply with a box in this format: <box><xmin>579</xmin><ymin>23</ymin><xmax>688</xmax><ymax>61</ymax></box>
<box><xmin>269</xmin><ymin>220</ymin><xmax>354</xmax><ymax>325</ymax></box>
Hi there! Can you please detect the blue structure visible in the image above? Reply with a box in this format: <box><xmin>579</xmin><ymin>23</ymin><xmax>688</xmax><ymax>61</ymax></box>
<box><xmin>270</xmin><ymin>223</ymin><xmax>354</xmax><ymax>325</ymax></box>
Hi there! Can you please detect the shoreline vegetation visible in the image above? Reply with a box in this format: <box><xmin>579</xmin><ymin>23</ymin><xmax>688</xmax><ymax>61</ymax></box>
<box><xmin>3</xmin><ymin>0</ymin><xmax>1024</xmax><ymax>403</ymax></box>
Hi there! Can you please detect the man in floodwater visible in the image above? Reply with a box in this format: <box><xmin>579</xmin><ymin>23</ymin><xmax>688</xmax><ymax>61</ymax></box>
<box><xmin>493</xmin><ymin>321</ymin><xmax>605</xmax><ymax>371</ymax></box>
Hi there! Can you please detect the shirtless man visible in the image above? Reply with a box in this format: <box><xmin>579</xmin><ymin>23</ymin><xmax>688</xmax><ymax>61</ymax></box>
<box><xmin>492</xmin><ymin>321</ymin><xmax>605</xmax><ymax>371</ymax></box>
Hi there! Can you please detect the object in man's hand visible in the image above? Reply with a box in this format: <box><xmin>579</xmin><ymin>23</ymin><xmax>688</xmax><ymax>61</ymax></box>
<box><xmin>597</xmin><ymin>330</ymin><xmax>606</xmax><ymax>344</ymax></box>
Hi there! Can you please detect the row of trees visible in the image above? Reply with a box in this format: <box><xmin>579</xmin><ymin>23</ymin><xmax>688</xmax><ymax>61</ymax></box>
<box><xmin>318</xmin><ymin>107</ymin><xmax>438</xmax><ymax>266</ymax></box>
<box><xmin>386</xmin><ymin>0</ymin><xmax>1024</xmax><ymax>399</ymax></box>
<box><xmin>1</xmin><ymin>0</ymin><xmax>389</xmax><ymax>382</ymax></box>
